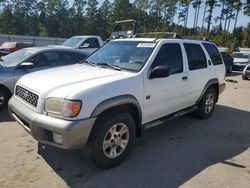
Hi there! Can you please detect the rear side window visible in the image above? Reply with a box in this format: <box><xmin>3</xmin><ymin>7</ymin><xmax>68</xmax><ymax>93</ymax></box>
<box><xmin>203</xmin><ymin>43</ymin><xmax>223</xmax><ymax>65</ymax></box>
<box><xmin>184</xmin><ymin>43</ymin><xmax>207</xmax><ymax>70</ymax></box>
<box><xmin>152</xmin><ymin>43</ymin><xmax>183</xmax><ymax>74</ymax></box>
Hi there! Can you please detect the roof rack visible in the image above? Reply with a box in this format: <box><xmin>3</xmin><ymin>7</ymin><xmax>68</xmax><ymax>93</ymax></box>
<box><xmin>115</xmin><ymin>19</ymin><xmax>136</xmax><ymax>24</ymax></box>
<box><xmin>181</xmin><ymin>35</ymin><xmax>209</xmax><ymax>41</ymax></box>
<box><xmin>135</xmin><ymin>32</ymin><xmax>180</xmax><ymax>38</ymax></box>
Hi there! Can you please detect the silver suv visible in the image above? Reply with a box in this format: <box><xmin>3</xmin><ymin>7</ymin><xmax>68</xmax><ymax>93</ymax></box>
<box><xmin>0</xmin><ymin>47</ymin><xmax>88</xmax><ymax>108</ymax></box>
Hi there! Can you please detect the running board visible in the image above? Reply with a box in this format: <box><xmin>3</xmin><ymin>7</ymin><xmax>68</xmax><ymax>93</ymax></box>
<box><xmin>143</xmin><ymin>106</ymin><xmax>198</xmax><ymax>130</ymax></box>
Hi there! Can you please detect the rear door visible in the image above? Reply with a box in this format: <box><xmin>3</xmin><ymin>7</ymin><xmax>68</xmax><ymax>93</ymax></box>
<box><xmin>183</xmin><ymin>43</ymin><xmax>210</xmax><ymax>104</ymax></box>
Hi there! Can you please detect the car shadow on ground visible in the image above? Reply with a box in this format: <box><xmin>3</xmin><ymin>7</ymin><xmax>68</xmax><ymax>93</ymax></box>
<box><xmin>0</xmin><ymin>106</ymin><xmax>14</xmax><ymax>122</ymax></box>
<box><xmin>226</xmin><ymin>71</ymin><xmax>242</xmax><ymax>77</ymax></box>
<box><xmin>38</xmin><ymin>105</ymin><xmax>250</xmax><ymax>188</ymax></box>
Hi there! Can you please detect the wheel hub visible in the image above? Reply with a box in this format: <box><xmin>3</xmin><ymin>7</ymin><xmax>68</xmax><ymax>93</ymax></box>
<box><xmin>0</xmin><ymin>91</ymin><xmax>4</xmax><ymax>107</ymax></box>
<box><xmin>103</xmin><ymin>123</ymin><xmax>129</xmax><ymax>159</ymax></box>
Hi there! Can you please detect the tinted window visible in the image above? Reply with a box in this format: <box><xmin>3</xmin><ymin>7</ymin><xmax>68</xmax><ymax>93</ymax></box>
<box><xmin>151</xmin><ymin>43</ymin><xmax>183</xmax><ymax>74</ymax></box>
<box><xmin>58</xmin><ymin>52</ymin><xmax>87</xmax><ymax>65</ymax></box>
<box><xmin>83</xmin><ymin>38</ymin><xmax>100</xmax><ymax>48</ymax></box>
<box><xmin>247</xmin><ymin>66</ymin><xmax>250</xmax><ymax>71</ymax></box>
<box><xmin>28</xmin><ymin>52</ymin><xmax>59</xmax><ymax>67</ymax></box>
<box><xmin>184</xmin><ymin>43</ymin><xmax>207</xmax><ymax>70</ymax></box>
<box><xmin>203</xmin><ymin>43</ymin><xmax>223</xmax><ymax>65</ymax></box>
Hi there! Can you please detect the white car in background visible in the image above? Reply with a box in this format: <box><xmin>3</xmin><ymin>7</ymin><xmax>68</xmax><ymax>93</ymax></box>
<box><xmin>232</xmin><ymin>51</ymin><xmax>250</xmax><ymax>71</ymax></box>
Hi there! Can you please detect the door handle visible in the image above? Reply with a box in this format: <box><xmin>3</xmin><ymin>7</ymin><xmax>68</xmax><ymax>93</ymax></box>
<box><xmin>182</xmin><ymin>76</ymin><xmax>188</xmax><ymax>80</ymax></box>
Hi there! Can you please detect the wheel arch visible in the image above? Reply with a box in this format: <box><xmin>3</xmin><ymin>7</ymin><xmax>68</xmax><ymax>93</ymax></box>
<box><xmin>196</xmin><ymin>78</ymin><xmax>219</xmax><ymax>105</ymax></box>
<box><xmin>0</xmin><ymin>84</ymin><xmax>12</xmax><ymax>98</ymax></box>
<box><xmin>90</xmin><ymin>95</ymin><xmax>142</xmax><ymax>137</ymax></box>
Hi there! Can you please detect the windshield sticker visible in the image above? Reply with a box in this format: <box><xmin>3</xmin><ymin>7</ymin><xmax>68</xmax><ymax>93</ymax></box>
<box><xmin>137</xmin><ymin>43</ymin><xmax>156</xmax><ymax>48</ymax></box>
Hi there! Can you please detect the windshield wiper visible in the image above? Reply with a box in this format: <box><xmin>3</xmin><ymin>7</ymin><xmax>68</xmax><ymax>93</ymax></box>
<box><xmin>82</xmin><ymin>60</ymin><xmax>97</xmax><ymax>67</ymax></box>
<box><xmin>97</xmin><ymin>63</ymin><xmax>121</xmax><ymax>71</ymax></box>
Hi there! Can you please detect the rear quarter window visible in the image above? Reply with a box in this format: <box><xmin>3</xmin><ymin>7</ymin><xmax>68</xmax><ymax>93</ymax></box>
<box><xmin>203</xmin><ymin>43</ymin><xmax>223</xmax><ymax>65</ymax></box>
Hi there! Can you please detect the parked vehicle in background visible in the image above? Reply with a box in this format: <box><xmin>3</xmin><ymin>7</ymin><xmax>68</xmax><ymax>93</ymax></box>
<box><xmin>242</xmin><ymin>64</ymin><xmax>250</xmax><ymax>80</ymax></box>
<box><xmin>60</xmin><ymin>36</ymin><xmax>104</xmax><ymax>54</ymax></box>
<box><xmin>0</xmin><ymin>42</ymin><xmax>33</xmax><ymax>56</ymax></box>
<box><xmin>220</xmin><ymin>51</ymin><xmax>233</xmax><ymax>73</ymax></box>
<box><xmin>109</xmin><ymin>19</ymin><xmax>137</xmax><ymax>40</ymax></box>
<box><xmin>0</xmin><ymin>47</ymin><xmax>89</xmax><ymax>108</ymax></box>
<box><xmin>9</xmin><ymin>36</ymin><xmax>225</xmax><ymax>168</ymax></box>
<box><xmin>232</xmin><ymin>52</ymin><xmax>250</xmax><ymax>71</ymax></box>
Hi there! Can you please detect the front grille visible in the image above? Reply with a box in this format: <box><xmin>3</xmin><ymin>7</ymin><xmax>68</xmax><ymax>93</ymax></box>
<box><xmin>15</xmin><ymin>85</ymin><xmax>39</xmax><ymax>107</ymax></box>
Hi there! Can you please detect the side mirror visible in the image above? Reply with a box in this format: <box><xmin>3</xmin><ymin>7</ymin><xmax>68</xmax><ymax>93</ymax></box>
<box><xmin>19</xmin><ymin>62</ymin><xmax>34</xmax><ymax>69</ymax></box>
<box><xmin>149</xmin><ymin>66</ymin><xmax>170</xmax><ymax>79</ymax></box>
<box><xmin>79</xmin><ymin>43</ymin><xmax>90</xmax><ymax>49</ymax></box>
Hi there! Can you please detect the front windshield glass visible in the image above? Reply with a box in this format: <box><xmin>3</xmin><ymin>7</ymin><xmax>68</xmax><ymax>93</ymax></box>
<box><xmin>232</xmin><ymin>53</ymin><xmax>249</xmax><ymax>59</ymax></box>
<box><xmin>62</xmin><ymin>37</ymin><xmax>83</xmax><ymax>47</ymax></box>
<box><xmin>0</xmin><ymin>49</ymin><xmax>34</xmax><ymax>67</ymax></box>
<box><xmin>86</xmin><ymin>41</ymin><xmax>156</xmax><ymax>72</ymax></box>
<box><xmin>1</xmin><ymin>42</ymin><xmax>16</xmax><ymax>48</ymax></box>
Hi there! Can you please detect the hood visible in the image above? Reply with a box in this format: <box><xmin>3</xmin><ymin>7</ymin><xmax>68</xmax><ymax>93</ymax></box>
<box><xmin>17</xmin><ymin>64</ymin><xmax>132</xmax><ymax>98</ymax></box>
<box><xmin>234</xmin><ymin>58</ymin><xmax>249</xmax><ymax>64</ymax></box>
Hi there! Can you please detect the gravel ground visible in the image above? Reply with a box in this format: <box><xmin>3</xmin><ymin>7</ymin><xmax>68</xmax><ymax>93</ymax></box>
<box><xmin>0</xmin><ymin>73</ymin><xmax>249</xmax><ymax>188</ymax></box>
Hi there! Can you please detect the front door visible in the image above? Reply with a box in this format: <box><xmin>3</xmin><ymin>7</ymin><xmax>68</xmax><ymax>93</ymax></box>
<box><xmin>143</xmin><ymin>42</ymin><xmax>190</xmax><ymax>124</ymax></box>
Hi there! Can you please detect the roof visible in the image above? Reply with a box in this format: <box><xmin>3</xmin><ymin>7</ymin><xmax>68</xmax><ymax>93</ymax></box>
<box><xmin>22</xmin><ymin>46</ymin><xmax>90</xmax><ymax>54</ymax></box>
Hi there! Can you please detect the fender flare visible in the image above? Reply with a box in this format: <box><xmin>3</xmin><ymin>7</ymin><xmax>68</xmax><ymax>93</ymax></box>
<box><xmin>195</xmin><ymin>78</ymin><xmax>219</xmax><ymax>105</ymax></box>
<box><xmin>90</xmin><ymin>95</ymin><xmax>142</xmax><ymax>120</ymax></box>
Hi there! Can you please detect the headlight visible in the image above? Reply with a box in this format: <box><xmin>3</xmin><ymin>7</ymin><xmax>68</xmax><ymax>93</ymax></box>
<box><xmin>45</xmin><ymin>98</ymin><xmax>82</xmax><ymax>118</ymax></box>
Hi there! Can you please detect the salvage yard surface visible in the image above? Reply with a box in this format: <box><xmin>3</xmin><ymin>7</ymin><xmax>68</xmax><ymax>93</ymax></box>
<box><xmin>0</xmin><ymin>73</ymin><xmax>249</xmax><ymax>188</ymax></box>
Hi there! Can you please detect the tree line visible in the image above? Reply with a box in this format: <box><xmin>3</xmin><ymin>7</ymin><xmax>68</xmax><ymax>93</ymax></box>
<box><xmin>0</xmin><ymin>0</ymin><xmax>250</xmax><ymax>47</ymax></box>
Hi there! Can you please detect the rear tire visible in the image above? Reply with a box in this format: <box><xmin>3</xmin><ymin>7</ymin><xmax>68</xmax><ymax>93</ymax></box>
<box><xmin>195</xmin><ymin>87</ymin><xmax>217</xmax><ymax>119</ymax></box>
<box><xmin>0</xmin><ymin>87</ymin><xmax>10</xmax><ymax>109</ymax></box>
<box><xmin>242</xmin><ymin>74</ymin><xmax>248</xmax><ymax>80</ymax></box>
<box><xmin>85</xmin><ymin>112</ymin><xmax>136</xmax><ymax>169</ymax></box>
<box><xmin>227</xmin><ymin>64</ymin><xmax>233</xmax><ymax>73</ymax></box>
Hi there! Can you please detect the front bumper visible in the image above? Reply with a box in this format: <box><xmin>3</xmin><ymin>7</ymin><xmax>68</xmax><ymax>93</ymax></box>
<box><xmin>233</xmin><ymin>64</ymin><xmax>247</xmax><ymax>71</ymax></box>
<box><xmin>8</xmin><ymin>96</ymin><xmax>96</xmax><ymax>150</ymax></box>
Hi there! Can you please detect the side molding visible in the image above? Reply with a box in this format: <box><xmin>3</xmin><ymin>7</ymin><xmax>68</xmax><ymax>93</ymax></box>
<box><xmin>195</xmin><ymin>78</ymin><xmax>219</xmax><ymax>105</ymax></box>
<box><xmin>90</xmin><ymin>95</ymin><xmax>142</xmax><ymax>118</ymax></box>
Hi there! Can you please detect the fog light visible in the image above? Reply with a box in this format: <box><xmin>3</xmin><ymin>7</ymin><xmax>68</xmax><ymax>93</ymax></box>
<box><xmin>53</xmin><ymin>132</ymin><xmax>63</xmax><ymax>144</ymax></box>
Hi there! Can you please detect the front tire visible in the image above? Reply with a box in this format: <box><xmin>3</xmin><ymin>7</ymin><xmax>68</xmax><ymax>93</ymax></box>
<box><xmin>196</xmin><ymin>87</ymin><xmax>217</xmax><ymax>119</ymax></box>
<box><xmin>85</xmin><ymin>112</ymin><xmax>136</xmax><ymax>168</ymax></box>
<box><xmin>0</xmin><ymin>87</ymin><xmax>10</xmax><ymax>109</ymax></box>
<box><xmin>242</xmin><ymin>74</ymin><xmax>248</xmax><ymax>80</ymax></box>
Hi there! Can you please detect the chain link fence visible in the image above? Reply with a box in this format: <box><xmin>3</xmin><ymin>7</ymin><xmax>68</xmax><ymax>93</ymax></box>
<box><xmin>0</xmin><ymin>34</ymin><xmax>67</xmax><ymax>47</ymax></box>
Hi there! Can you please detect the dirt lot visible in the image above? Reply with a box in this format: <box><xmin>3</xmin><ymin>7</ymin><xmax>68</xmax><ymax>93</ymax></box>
<box><xmin>0</xmin><ymin>73</ymin><xmax>250</xmax><ymax>188</ymax></box>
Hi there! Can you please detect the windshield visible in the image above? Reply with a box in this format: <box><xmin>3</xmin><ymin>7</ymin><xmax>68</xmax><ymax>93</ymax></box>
<box><xmin>86</xmin><ymin>41</ymin><xmax>156</xmax><ymax>72</ymax></box>
<box><xmin>232</xmin><ymin>53</ymin><xmax>249</xmax><ymax>59</ymax></box>
<box><xmin>1</xmin><ymin>42</ymin><xmax>16</xmax><ymax>48</ymax></box>
<box><xmin>0</xmin><ymin>49</ymin><xmax>34</xmax><ymax>67</ymax></box>
<box><xmin>62</xmin><ymin>37</ymin><xmax>84</xmax><ymax>47</ymax></box>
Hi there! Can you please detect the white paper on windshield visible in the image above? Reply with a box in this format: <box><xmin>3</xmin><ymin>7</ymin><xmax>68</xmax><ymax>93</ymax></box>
<box><xmin>137</xmin><ymin>43</ymin><xmax>156</xmax><ymax>48</ymax></box>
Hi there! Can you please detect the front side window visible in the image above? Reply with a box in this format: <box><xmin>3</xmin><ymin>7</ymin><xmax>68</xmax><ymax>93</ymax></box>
<box><xmin>28</xmin><ymin>51</ymin><xmax>59</xmax><ymax>67</ymax></box>
<box><xmin>83</xmin><ymin>38</ymin><xmax>100</xmax><ymax>48</ymax></box>
<box><xmin>58</xmin><ymin>52</ymin><xmax>87</xmax><ymax>65</ymax></box>
<box><xmin>86</xmin><ymin>41</ymin><xmax>156</xmax><ymax>72</ymax></box>
<box><xmin>184</xmin><ymin>43</ymin><xmax>207</xmax><ymax>70</ymax></box>
<box><xmin>151</xmin><ymin>43</ymin><xmax>183</xmax><ymax>74</ymax></box>
<box><xmin>203</xmin><ymin>43</ymin><xmax>223</xmax><ymax>65</ymax></box>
